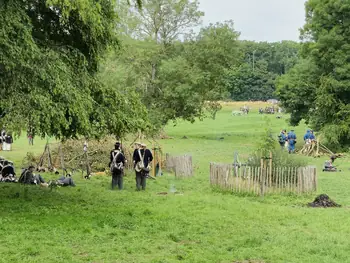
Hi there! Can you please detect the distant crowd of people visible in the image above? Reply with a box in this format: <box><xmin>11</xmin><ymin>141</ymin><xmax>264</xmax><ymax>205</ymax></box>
<box><xmin>0</xmin><ymin>129</ymin><xmax>13</xmax><ymax>151</ymax></box>
<box><xmin>109</xmin><ymin>141</ymin><xmax>153</xmax><ymax>191</ymax></box>
<box><xmin>278</xmin><ymin>129</ymin><xmax>316</xmax><ymax>154</ymax></box>
<box><xmin>0</xmin><ymin>128</ymin><xmax>36</xmax><ymax>152</ymax></box>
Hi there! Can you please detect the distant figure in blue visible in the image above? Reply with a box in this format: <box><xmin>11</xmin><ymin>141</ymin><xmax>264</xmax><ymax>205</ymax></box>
<box><xmin>278</xmin><ymin>129</ymin><xmax>287</xmax><ymax>150</ymax></box>
<box><xmin>309</xmin><ymin>130</ymin><xmax>316</xmax><ymax>141</ymax></box>
<box><xmin>287</xmin><ymin>130</ymin><xmax>297</xmax><ymax>154</ymax></box>
<box><xmin>304</xmin><ymin>130</ymin><xmax>311</xmax><ymax>144</ymax></box>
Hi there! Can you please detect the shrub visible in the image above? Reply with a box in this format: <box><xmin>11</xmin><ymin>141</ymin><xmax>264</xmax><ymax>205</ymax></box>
<box><xmin>246</xmin><ymin>147</ymin><xmax>308</xmax><ymax>168</ymax></box>
<box><xmin>21</xmin><ymin>152</ymin><xmax>38</xmax><ymax>168</ymax></box>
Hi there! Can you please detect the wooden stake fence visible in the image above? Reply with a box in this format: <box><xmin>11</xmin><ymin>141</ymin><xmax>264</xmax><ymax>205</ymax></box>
<box><xmin>210</xmin><ymin>163</ymin><xmax>317</xmax><ymax>195</ymax></box>
<box><xmin>166</xmin><ymin>154</ymin><xmax>193</xmax><ymax>177</ymax></box>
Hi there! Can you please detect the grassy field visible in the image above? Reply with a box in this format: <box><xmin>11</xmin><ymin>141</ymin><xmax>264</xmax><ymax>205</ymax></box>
<box><xmin>1</xmin><ymin>103</ymin><xmax>350</xmax><ymax>263</ymax></box>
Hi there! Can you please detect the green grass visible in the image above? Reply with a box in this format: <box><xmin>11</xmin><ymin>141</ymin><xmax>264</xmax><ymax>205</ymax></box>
<box><xmin>1</xmin><ymin>105</ymin><xmax>350</xmax><ymax>263</ymax></box>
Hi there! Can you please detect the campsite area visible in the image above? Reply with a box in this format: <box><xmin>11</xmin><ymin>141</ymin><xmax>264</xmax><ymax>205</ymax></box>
<box><xmin>0</xmin><ymin>102</ymin><xmax>349</xmax><ymax>263</ymax></box>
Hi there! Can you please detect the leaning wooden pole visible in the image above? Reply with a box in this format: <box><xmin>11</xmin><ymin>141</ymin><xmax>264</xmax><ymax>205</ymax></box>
<box><xmin>59</xmin><ymin>144</ymin><xmax>66</xmax><ymax>175</ymax></box>
<box><xmin>152</xmin><ymin>147</ymin><xmax>156</xmax><ymax>177</ymax></box>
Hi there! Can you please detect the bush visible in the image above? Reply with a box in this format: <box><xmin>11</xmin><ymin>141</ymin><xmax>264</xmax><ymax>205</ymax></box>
<box><xmin>21</xmin><ymin>152</ymin><xmax>38</xmax><ymax>168</ymax></box>
<box><xmin>246</xmin><ymin>147</ymin><xmax>308</xmax><ymax>168</ymax></box>
<box><xmin>23</xmin><ymin>137</ymin><xmax>135</xmax><ymax>173</ymax></box>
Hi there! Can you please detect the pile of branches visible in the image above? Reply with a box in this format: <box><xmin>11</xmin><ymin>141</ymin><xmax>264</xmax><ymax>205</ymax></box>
<box><xmin>22</xmin><ymin>152</ymin><xmax>41</xmax><ymax>168</ymax></box>
<box><xmin>55</xmin><ymin>137</ymin><xmax>134</xmax><ymax>172</ymax></box>
<box><xmin>298</xmin><ymin>139</ymin><xmax>338</xmax><ymax>158</ymax></box>
<box><xmin>24</xmin><ymin>137</ymin><xmax>135</xmax><ymax>173</ymax></box>
<box><xmin>308</xmin><ymin>194</ymin><xmax>341</xmax><ymax>208</ymax></box>
<box><xmin>24</xmin><ymin>136</ymin><xmax>163</xmax><ymax>174</ymax></box>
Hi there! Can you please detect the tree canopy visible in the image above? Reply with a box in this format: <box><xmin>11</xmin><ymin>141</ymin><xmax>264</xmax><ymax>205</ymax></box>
<box><xmin>102</xmin><ymin>1</ymin><xmax>242</xmax><ymax>131</ymax></box>
<box><xmin>277</xmin><ymin>0</ymin><xmax>350</xmax><ymax>148</ymax></box>
<box><xmin>1</xmin><ymin>0</ymin><xmax>321</xmax><ymax>141</ymax></box>
<box><xmin>0</xmin><ymin>0</ymin><xmax>146</xmax><ymax>139</ymax></box>
<box><xmin>226</xmin><ymin>40</ymin><xmax>300</xmax><ymax>101</ymax></box>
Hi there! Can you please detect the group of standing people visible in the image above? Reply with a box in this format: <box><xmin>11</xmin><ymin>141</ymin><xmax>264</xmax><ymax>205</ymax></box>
<box><xmin>278</xmin><ymin>129</ymin><xmax>297</xmax><ymax>154</ymax></box>
<box><xmin>109</xmin><ymin>141</ymin><xmax>153</xmax><ymax>191</ymax></box>
<box><xmin>0</xmin><ymin>129</ymin><xmax>13</xmax><ymax>151</ymax></box>
<box><xmin>303</xmin><ymin>129</ymin><xmax>316</xmax><ymax>144</ymax></box>
<box><xmin>278</xmin><ymin>129</ymin><xmax>317</xmax><ymax>154</ymax></box>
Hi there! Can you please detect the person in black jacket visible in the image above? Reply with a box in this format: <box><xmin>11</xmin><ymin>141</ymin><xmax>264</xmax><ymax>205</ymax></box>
<box><xmin>1</xmin><ymin>160</ymin><xmax>16</xmax><ymax>182</ymax></box>
<box><xmin>109</xmin><ymin>142</ymin><xmax>126</xmax><ymax>190</ymax></box>
<box><xmin>142</xmin><ymin>143</ymin><xmax>153</xmax><ymax>173</ymax></box>
<box><xmin>134</xmin><ymin>143</ymin><xmax>153</xmax><ymax>191</ymax></box>
<box><xmin>132</xmin><ymin>142</ymin><xmax>141</xmax><ymax>167</ymax></box>
<box><xmin>5</xmin><ymin>133</ymin><xmax>13</xmax><ymax>151</ymax></box>
<box><xmin>18</xmin><ymin>166</ymin><xmax>47</xmax><ymax>186</ymax></box>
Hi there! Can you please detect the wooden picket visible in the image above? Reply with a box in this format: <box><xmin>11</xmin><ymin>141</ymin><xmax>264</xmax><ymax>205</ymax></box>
<box><xmin>166</xmin><ymin>154</ymin><xmax>193</xmax><ymax>177</ymax></box>
<box><xmin>210</xmin><ymin>163</ymin><xmax>317</xmax><ymax>196</ymax></box>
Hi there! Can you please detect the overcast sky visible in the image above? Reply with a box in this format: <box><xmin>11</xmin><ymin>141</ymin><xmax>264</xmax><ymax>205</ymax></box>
<box><xmin>199</xmin><ymin>0</ymin><xmax>307</xmax><ymax>42</ymax></box>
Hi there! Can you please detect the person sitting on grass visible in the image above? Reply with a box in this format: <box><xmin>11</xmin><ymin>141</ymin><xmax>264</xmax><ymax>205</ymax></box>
<box><xmin>323</xmin><ymin>155</ymin><xmax>340</xmax><ymax>172</ymax></box>
<box><xmin>18</xmin><ymin>165</ymin><xmax>48</xmax><ymax>187</ymax></box>
<box><xmin>57</xmin><ymin>175</ymin><xmax>75</xmax><ymax>186</ymax></box>
<box><xmin>1</xmin><ymin>160</ymin><xmax>17</xmax><ymax>182</ymax></box>
<box><xmin>48</xmin><ymin>173</ymin><xmax>76</xmax><ymax>187</ymax></box>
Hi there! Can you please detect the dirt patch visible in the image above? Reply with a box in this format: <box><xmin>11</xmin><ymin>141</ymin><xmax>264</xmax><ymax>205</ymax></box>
<box><xmin>157</xmin><ymin>192</ymin><xmax>184</xmax><ymax>196</ymax></box>
<box><xmin>308</xmin><ymin>194</ymin><xmax>341</xmax><ymax>208</ymax></box>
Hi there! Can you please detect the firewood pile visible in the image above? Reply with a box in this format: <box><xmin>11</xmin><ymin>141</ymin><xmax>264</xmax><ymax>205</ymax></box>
<box><xmin>308</xmin><ymin>194</ymin><xmax>341</xmax><ymax>208</ymax></box>
<box><xmin>55</xmin><ymin>137</ymin><xmax>135</xmax><ymax>172</ymax></box>
<box><xmin>298</xmin><ymin>138</ymin><xmax>344</xmax><ymax>158</ymax></box>
<box><xmin>24</xmin><ymin>137</ymin><xmax>135</xmax><ymax>173</ymax></box>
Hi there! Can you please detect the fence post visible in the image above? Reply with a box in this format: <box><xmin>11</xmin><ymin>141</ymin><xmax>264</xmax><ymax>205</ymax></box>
<box><xmin>269</xmin><ymin>151</ymin><xmax>273</xmax><ymax>190</ymax></box>
<box><xmin>209</xmin><ymin>163</ymin><xmax>317</xmax><ymax>196</ymax></box>
<box><xmin>314</xmin><ymin>167</ymin><xmax>317</xmax><ymax>191</ymax></box>
<box><xmin>260</xmin><ymin>158</ymin><xmax>265</xmax><ymax>197</ymax></box>
<box><xmin>152</xmin><ymin>147</ymin><xmax>156</xmax><ymax>177</ymax></box>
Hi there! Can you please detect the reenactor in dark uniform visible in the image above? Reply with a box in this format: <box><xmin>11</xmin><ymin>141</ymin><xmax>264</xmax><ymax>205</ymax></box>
<box><xmin>5</xmin><ymin>133</ymin><xmax>13</xmax><ymax>151</ymax></box>
<box><xmin>1</xmin><ymin>160</ymin><xmax>16</xmax><ymax>181</ymax></box>
<box><xmin>18</xmin><ymin>165</ymin><xmax>47</xmax><ymax>186</ymax></box>
<box><xmin>109</xmin><ymin>142</ymin><xmax>126</xmax><ymax>190</ymax></box>
<box><xmin>134</xmin><ymin>143</ymin><xmax>153</xmax><ymax>191</ymax></box>
<box><xmin>132</xmin><ymin>142</ymin><xmax>141</xmax><ymax>166</ymax></box>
